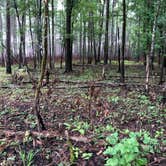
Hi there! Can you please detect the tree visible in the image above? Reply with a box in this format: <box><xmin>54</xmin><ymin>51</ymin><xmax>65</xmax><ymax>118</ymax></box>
<box><xmin>110</xmin><ymin>0</ymin><xmax>116</xmax><ymax>63</ymax></box>
<box><xmin>34</xmin><ymin>0</ymin><xmax>49</xmax><ymax>131</ymax></box>
<box><xmin>13</xmin><ymin>0</ymin><xmax>27</xmax><ymax>68</ymax></box>
<box><xmin>120</xmin><ymin>0</ymin><xmax>126</xmax><ymax>83</ymax></box>
<box><xmin>51</xmin><ymin>0</ymin><xmax>55</xmax><ymax>69</ymax></box>
<box><xmin>36</xmin><ymin>0</ymin><xmax>43</xmax><ymax>66</ymax></box>
<box><xmin>97</xmin><ymin>0</ymin><xmax>105</xmax><ymax>63</ymax></box>
<box><xmin>146</xmin><ymin>0</ymin><xmax>161</xmax><ymax>91</ymax></box>
<box><xmin>65</xmin><ymin>0</ymin><xmax>73</xmax><ymax>72</ymax></box>
<box><xmin>6</xmin><ymin>0</ymin><xmax>12</xmax><ymax>74</ymax></box>
<box><xmin>104</xmin><ymin>0</ymin><xmax>110</xmax><ymax>65</ymax></box>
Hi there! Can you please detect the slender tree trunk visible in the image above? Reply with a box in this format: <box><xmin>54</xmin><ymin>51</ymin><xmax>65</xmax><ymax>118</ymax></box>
<box><xmin>137</xmin><ymin>16</ymin><xmax>141</xmax><ymax>61</ymax></box>
<box><xmin>104</xmin><ymin>0</ymin><xmax>110</xmax><ymax>65</ymax></box>
<box><xmin>34</xmin><ymin>0</ymin><xmax>49</xmax><ymax>131</ymax></box>
<box><xmin>13</xmin><ymin>0</ymin><xmax>23</xmax><ymax>68</ymax></box>
<box><xmin>22</xmin><ymin>10</ymin><xmax>26</xmax><ymax>66</ymax></box>
<box><xmin>0</xmin><ymin>11</ymin><xmax>5</xmax><ymax>67</ymax></box>
<box><xmin>120</xmin><ymin>0</ymin><xmax>126</xmax><ymax>82</ymax></box>
<box><xmin>87</xmin><ymin>12</ymin><xmax>93</xmax><ymax>64</ymax></box>
<box><xmin>6</xmin><ymin>0</ymin><xmax>12</xmax><ymax>74</ymax></box>
<box><xmin>110</xmin><ymin>0</ymin><xmax>116</xmax><ymax>64</ymax></box>
<box><xmin>11</xmin><ymin>12</ymin><xmax>17</xmax><ymax>61</ymax></box>
<box><xmin>159</xmin><ymin>56</ymin><xmax>166</xmax><ymax>84</ymax></box>
<box><xmin>29</xmin><ymin>9</ymin><xmax>36</xmax><ymax>69</ymax></box>
<box><xmin>36</xmin><ymin>0</ymin><xmax>42</xmax><ymax>66</ymax></box>
<box><xmin>82</xmin><ymin>20</ymin><xmax>86</xmax><ymax>70</ymax></box>
<box><xmin>65</xmin><ymin>0</ymin><xmax>73</xmax><ymax>72</ymax></box>
<box><xmin>117</xmin><ymin>27</ymin><xmax>121</xmax><ymax>73</ymax></box>
<box><xmin>91</xmin><ymin>12</ymin><xmax>97</xmax><ymax>64</ymax></box>
<box><xmin>79</xmin><ymin>16</ymin><xmax>82</xmax><ymax>63</ymax></box>
<box><xmin>48</xmin><ymin>13</ymin><xmax>53</xmax><ymax>70</ymax></box>
<box><xmin>146</xmin><ymin>1</ymin><xmax>161</xmax><ymax>91</ymax></box>
<box><xmin>51</xmin><ymin>0</ymin><xmax>55</xmax><ymax>68</ymax></box>
<box><xmin>97</xmin><ymin>0</ymin><xmax>105</xmax><ymax>63</ymax></box>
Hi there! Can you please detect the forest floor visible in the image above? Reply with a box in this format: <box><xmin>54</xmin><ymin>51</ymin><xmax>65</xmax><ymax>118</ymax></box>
<box><xmin>0</xmin><ymin>61</ymin><xmax>165</xmax><ymax>166</ymax></box>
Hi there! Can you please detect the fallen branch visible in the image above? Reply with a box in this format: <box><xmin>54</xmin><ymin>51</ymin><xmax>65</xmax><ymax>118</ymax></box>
<box><xmin>0</xmin><ymin>82</ymin><xmax>164</xmax><ymax>92</ymax></box>
<box><xmin>0</xmin><ymin>130</ymin><xmax>91</xmax><ymax>144</ymax></box>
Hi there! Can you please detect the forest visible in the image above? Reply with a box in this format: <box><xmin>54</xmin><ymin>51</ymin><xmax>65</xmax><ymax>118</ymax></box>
<box><xmin>0</xmin><ymin>0</ymin><xmax>165</xmax><ymax>165</ymax></box>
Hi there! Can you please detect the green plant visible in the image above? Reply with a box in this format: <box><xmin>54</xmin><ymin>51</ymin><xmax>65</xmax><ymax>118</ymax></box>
<box><xmin>138</xmin><ymin>95</ymin><xmax>150</xmax><ymax>105</ymax></box>
<box><xmin>82</xmin><ymin>152</ymin><xmax>93</xmax><ymax>160</ymax></box>
<box><xmin>72</xmin><ymin>121</ymin><xmax>90</xmax><ymax>135</ymax></box>
<box><xmin>103</xmin><ymin>131</ymin><xmax>158</xmax><ymax>166</ymax></box>
<box><xmin>105</xmin><ymin>125</ymin><xmax>115</xmax><ymax>132</ymax></box>
<box><xmin>64</xmin><ymin>120</ymin><xmax>90</xmax><ymax>135</ymax></box>
<box><xmin>107</xmin><ymin>96</ymin><xmax>120</xmax><ymax>104</ymax></box>
<box><xmin>106</xmin><ymin>132</ymin><xmax>119</xmax><ymax>145</ymax></box>
<box><xmin>18</xmin><ymin>147</ymin><xmax>38</xmax><ymax>166</ymax></box>
<box><xmin>155</xmin><ymin>128</ymin><xmax>164</xmax><ymax>138</ymax></box>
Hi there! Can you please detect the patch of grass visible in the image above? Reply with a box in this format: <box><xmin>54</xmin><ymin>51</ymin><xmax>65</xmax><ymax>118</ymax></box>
<box><xmin>18</xmin><ymin>147</ymin><xmax>39</xmax><ymax>166</ymax></box>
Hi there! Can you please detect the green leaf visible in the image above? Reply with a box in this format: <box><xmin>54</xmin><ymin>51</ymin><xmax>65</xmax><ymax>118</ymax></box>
<box><xmin>79</xmin><ymin>129</ymin><xmax>85</xmax><ymax>135</ymax></box>
<box><xmin>136</xmin><ymin>158</ymin><xmax>148</xmax><ymax>165</ymax></box>
<box><xmin>124</xmin><ymin>154</ymin><xmax>135</xmax><ymax>163</ymax></box>
<box><xmin>105</xmin><ymin>157</ymin><xmax>119</xmax><ymax>166</ymax></box>
<box><xmin>82</xmin><ymin>153</ymin><xmax>93</xmax><ymax>160</ymax></box>
<box><xmin>106</xmin><ymin>132</ymin><xmax>119</xmax><ymax>145</ymax></box>
<box><xmin>104</xmin><ymin>147</ymin><xmax>115</xmax><ymax>155</ymax></box>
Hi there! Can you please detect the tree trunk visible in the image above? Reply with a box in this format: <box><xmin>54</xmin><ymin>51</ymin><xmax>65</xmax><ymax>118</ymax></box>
<box><xmin>104</xmin><ymin>0</ymin><xmax>110</xmax><ymax>65</ymax></box>
<box><xmin>82</xmin><ymin>21</ymin><xmax>86</xmax><ymax>70</ymax></box>
<box><xmin>79</xmin><ymin>16</ymin><xmax>82</xmax><ymax>63</ymax></box>
<box><xmin>120</xmin><ymin>0</ymin><xmax>126</xmax><ymax>83</ymax></box>
<box><xmin>29</xmin><ymin>8</ymin><xmax>36</xmax><ymax>69</ymax></box>
<box><xmin>117</xmin><ymin>27</ymin><xmax>121</xmax><ymax>73</ymax></box>
<box><xmin>65</xmin><ymin>0</ymin><xmax>73</xmax><ymax>72</ymax></box>
<box><xmin>110</xmin><ymin>0</ymin><xmax>116</xmax><ymax>64</ymax></box>
<box><xmin>36</xmin><ymin>0</ymin><xmax>42</xmax><ymax>67</ymax></box>
<box><xmin>51</xmin><ymin>0</ymin><xmax>55</xmax><ymax>68</ymax></box>
<box><xmin>87</xmin><ymin>12</ymin><xmax>93</xmax><ymax>64</ymax></box>
<box><xmin>6</xmin><ymin>0</ymin><xmax>12</xmax><ymax>74</ymax></box>
<box><xmin>34</xmin><ymin>0</ymin><xmax>49</xmax><ymax>131</ymax></box>
<box><xmin>146</xmin><ymin>1</ymin><xmax>161</xmax><ymax>91</ymax></box>
<box><xmin>97</xmin><ymin>0</ymin><xmax>105</xmax><ymax>63</ymax></box>
<box><xmin>91</xmin><ymin>12</ymin><xmax>97</xmax><ymax>64</ymax></box>
<box><xmin>159</xmin><ymin>56</ymin><xmax>166</xmax><ymax>84</ymax></box>
<box><xmin>0</xmin><ymin>11</ymin><xmax>5</xmax><ymax>67</ymax></box>
<box><xmin>13</xmin><ymin>0</ymin><xmax>23</xmax><ymax>68</ymax></box>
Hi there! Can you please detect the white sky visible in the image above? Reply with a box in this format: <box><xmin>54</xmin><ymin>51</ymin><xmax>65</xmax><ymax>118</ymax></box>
<box><xmin>57</xmin><ymin>0</ymin><xmax>64</xmax><ymax>10</ymax></box>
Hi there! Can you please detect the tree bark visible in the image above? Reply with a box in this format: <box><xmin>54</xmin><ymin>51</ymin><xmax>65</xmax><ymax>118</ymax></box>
<box><xmin>146</xmin><ymin>1</ymin><xmax>161</xmax><ymax>91</ymax></box>
<box><xmin>6</xmin><ymin>0</ymin><xmax>12</xmax><ymax>74</ymax></box>
<box><xmin>65</xmin><ymin>0</ymin><xmax>73</xmax><ymax>72</ymax></box>
<box><xmin>29</xmin><ymin>8</ymin><xmax>36</xmax><ymax>69</ymax></box>
<box><xmin>110</xmin><ymin>0</ymin><xmax>116</xmax><ymax>64</ymax></box>
<box><xmin>51</xmin><ymin>0</ymin><xmax>55</xmax><ymax>68</ymax></box>
<box><xmin>97</xmin><ymin>0</ymin><xmax>105</xmax><ymax>63</ymax></box>
<box><xmin>34</xmin><ymin>0</ymin><xmax>49</xmax><ymax>131</ymax></box>
<box><xmin>104</xmin><ymin>0</ymin><xmax>110</xmax><ymax>65</ymax></box>
<box><xmin>120</xmin><ymin>0</ymin><xmax>126</xmax><ymax>83</ymax></box>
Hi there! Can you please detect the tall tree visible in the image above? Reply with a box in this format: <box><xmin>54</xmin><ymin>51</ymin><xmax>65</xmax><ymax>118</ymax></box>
<box><xmin>34</xmin><ymin>0</ymin><xmax>49</xmax><ymax>131</ymax></box>
<box><xmin>110</xmin><ymin>0</ymin><xmax>116</xmax><ymax>63</ymax></box>
<box><xmin>6</xmin><ymin>0</ymin><xmax>12</xmax><ymax>74</ymax></box>
<box><xmin>146</xmin><ymin>0</ymin><xmax>161</xmax><ymax>91</ymax></box>
<box><xmin>65</xmin><ymin>0</ymin><xmax>73</xmax><ymax>72</ymax></box>
<box><xmin>51</xmin><ymin>0</ymin><xmax>55</xmax><ymax>68</ymax></box>
<box><xmin>36</xmin><ymin>0</ymin><xmax>43</xmax><ymax>66</ymax></box>
<box><xmin>120</xmin><ymin>0</ymin><xmax>126</xmax><ymax>83</ymax></box>
<box><xmin>97</xmin><ymin>0</ymin><xmax>105</xmax><ymax>63</ymax></box>
<box><xmin>104</xmin><ymin>0</ymin><xmax>110</xmax><ymax>65</ymax></box>
<box><xmin>13</xmin><ymin>0</ymin><xmax>27</xmax><ymax>68</ymax></box>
